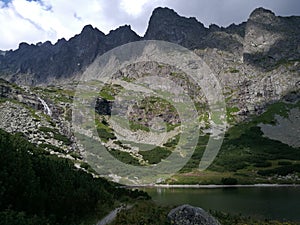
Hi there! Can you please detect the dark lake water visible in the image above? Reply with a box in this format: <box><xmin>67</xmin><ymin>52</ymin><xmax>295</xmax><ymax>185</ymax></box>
<box><xmin>142</xmin><ymin>186</ymin><xmax>300</xmax><ymax>222</ymax></box>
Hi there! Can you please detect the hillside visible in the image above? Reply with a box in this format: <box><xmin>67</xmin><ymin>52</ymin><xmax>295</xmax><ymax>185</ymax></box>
<box><xmin>0</xmin><ymin>128</ymin><xmax>149</xmax><ymax>225</ymax></box>
<box><xmin>0</xmin><ymin>7</ymin><xmax>299</xmax><ymax>186</ymax></box>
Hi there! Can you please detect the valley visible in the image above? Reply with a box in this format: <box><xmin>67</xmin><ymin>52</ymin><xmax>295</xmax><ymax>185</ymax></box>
<box><xmin>0</xmin><ymin>5</ymin><xmax>299</xmax><ymax>225</ymax></box>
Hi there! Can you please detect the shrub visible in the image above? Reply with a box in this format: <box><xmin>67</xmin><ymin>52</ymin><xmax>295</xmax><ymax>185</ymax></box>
<box><xmin>96</xmin><ymin>128</ymin><xmax>116</xmax><ymax>142</ymax></box>
<box><xmin>278</xmin><ymin>161</ymin><xmax>292</xmax><ymax>166</ymax></box>
<box><xmin>221</xmin><ymin>177</ymin><xmax>238</xmax><ymax>185</ymax></box>
<box><xmin>254</xmin><ymin>161</ymin><xmax>272</xmax><ymax>168</ymax></box>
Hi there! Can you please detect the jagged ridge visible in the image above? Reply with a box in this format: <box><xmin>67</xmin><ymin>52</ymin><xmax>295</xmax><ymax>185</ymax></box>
<box><xmin>1</xmin><ymin>7</ymin><xmax>298</xmax><ymax>85</ymax></box>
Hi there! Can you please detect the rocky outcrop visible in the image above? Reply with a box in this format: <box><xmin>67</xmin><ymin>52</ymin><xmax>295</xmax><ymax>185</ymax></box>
<box><xmin>0</xmin><ymin>78</ymin><xmax>42</xmax><ymax>110</ymax></box>
<box><xmin>243</xmin><ymin>7</ymin><xmax>300</xmax><ymax>70</ymax></box>
<box><xmin>168</xmin><ymin>204</ymin><xmax>221</xmax><ymax>225</ymax></box>
<box><xmin>0</xmin><ymin>79</ymin><xmax>77</xmax><ymax>153</ymax></box>
<box><xmin>95</xmin><ymin>98</ymin><xmax>112</xmax><ymax>115</ymax></box>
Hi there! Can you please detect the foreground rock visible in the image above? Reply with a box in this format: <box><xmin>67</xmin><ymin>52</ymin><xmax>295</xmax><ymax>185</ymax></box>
<box><xmin>168</xmin><ymin>204</ymin><xmax>221</xmax><ymax>225</ymax></box>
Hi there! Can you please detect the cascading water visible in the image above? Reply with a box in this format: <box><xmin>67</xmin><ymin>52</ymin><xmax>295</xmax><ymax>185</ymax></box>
<box><xmin>38</xmin><ymin>97</ymin><xmax>52</xmax><ymax>116</ymax></box>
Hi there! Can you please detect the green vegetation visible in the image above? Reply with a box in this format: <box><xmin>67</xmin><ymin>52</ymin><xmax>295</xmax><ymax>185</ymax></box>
<box><xmin>168</xmin><ymin>100</ymin><xmax>300</xmax><ymax>184</ymax></box>
<box><xmin>181</xmin><ymin>125</ymin><xmax>299</xmax><ymax>184</ymax></box>
<box><xmin>129</xmin><ymin>120</ymin><xmax>150</xmax><ymax>132</ymax></box>
<box><xmin>38</xmin><ymin>126</ymin><xmax>54</xmax><ymax>133</ymax></box>
<box><xmin>127</xmin><ymin>95</ymin><xmax>180</xmax><ymax>132</ymax></box>
<box><xmin>38</xmin><ymin>143</ymin><xmax>64</xmax><ymax>153</ymax></box>
<box><xmin>109</xmin><ymin>149</ymin><xmax>141</xmax><ymax>166</ymax></box>
<box><xmin>32</xmin><ymin>86</ymin><xmax>74</xmax><ymax>103</ymax></box>
<box><xmin>110</xmin><ymin>200</ymin><xmax>297</xmax><ymax>225</ymax></box>
<box><xmin>95</xmin><ymin>116</ymin><xmax>117</xmax><ymax>142</ymax></box>
<box><xmin>212</xmin><ymin>126</ymin><xmax>300</xmax><ymax>172</ymax></box>
<box><xmin>98</xmin><ymin>83</ymin><xmax>123</xmax><ymax>100</ymax></box>
<box><xmin>211</xmin><ymin>211</ymin><xmax>298</xmax><ymax>225</ymax></box>
<box><xmin>111</xmin><ymin>201</ymin><xmax>172</xmax><ymax>225</ymax></box>
<box><xmin>228</xmin><ymin>67</ymin><xmax>240</xmax><ymax>73</ymax></box>
<box><xmin>0</xmin><ymin>129</ymin><xmax>149</xmax><ymax>225</ymax></box>
<box><xmin>80</xmin><ymin>161</ymin><xmax>98</xmax><ymax>173</ymax></box>
<box><xmin>53</xmin><ymin>132</ymin><xmax>72</xmax><ymax>145</ymax></box>
<box><xmin>226</xmin><ymin>106</ymin><xmax>239</xmax><ymax>123</ymax></box>
<box><xmin>177</xmin><ymin>135</ymin><xmax>209</xmax><ymax>173</ymax></box>
<box><xmin>97</xmin><ymin>127</ymin><xmax>116</xmax><ymax>142</ymax></box>
<box><xmin>122</xmin><ymin>76</ymin><xmax>135</xmax><ymax>82</ymax></box>
<box><xmin>39</xmin><ymin>126</ymin><xmax>71</xmax><ymax>145</ymax></box>
<box><xmin>221</xmin><ymin>177</ymin><xmax>238</xmax><ymax>185</ymax></box>
<box><xmin>139</xmin><ymin>146</ymin><xmax>172</xmax><ymax>164</ymax></box>
<box><xmin>257</xmin><ymin>164</ymin><xmax>300</xmax><ymax>176</ymax></box>
<box><xmin>255</xmin><ymin>101</ymin><xmax>295</xmax><ymax>123</ymax></box>
<box><xmin>273</xmin><ymin>58</ymin><xmax>300</xmax><ymax>70</ymax></box>
<box><xmin>70</xmin><ymin>151</ymin><xmax>82</xmax><ymax>159</ymax></box>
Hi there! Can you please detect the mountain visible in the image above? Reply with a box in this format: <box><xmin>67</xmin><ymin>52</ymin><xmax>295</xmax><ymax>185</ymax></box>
<box><xmin>0</xmin><ymin>24</ymin><xmax>140</xmax><ymax>85</ymax></box>
<box><xmin>144</xmin><ymin>7</ymin><xmax>208</xmax><ymax>48</ymax></box>
<box><xmin>0</xmin><ymin>7</ymin><xmax>298</xmax><ymax>86</ymax></box>
<box><xmin>244</xmin><ymin>7</ymin><xmax>300</xmax><ymax>69</ymax></box>
<box><xmin>0</xmin><ymin>7</ymin><xmax>299</xmax><ymax>186</ymax></box>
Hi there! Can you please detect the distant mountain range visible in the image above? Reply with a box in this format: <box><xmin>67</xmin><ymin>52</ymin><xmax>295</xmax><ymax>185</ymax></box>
<box><xmin>0</xmin><ymin>7</ymin><xmax>299</xmax><ymax>86</ymax></box>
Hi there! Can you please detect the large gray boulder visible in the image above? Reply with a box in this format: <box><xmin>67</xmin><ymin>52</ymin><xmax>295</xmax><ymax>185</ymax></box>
<box><xmin>168</xmin><ymin>204</ymin><xmax>221</xmax><ymax>225</ymax></box>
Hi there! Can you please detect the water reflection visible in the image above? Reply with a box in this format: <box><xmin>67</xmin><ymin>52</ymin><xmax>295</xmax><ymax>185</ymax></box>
<box><xmin>142</xmin><ymin>187</ymin><xmax>300</xmax><ymax>221</ymax></box>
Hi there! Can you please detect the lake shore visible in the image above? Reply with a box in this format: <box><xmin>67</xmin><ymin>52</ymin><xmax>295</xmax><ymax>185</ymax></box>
<box><xmin>126</xmin><ymin>183</ymin><xmax>300</xmax><ymax>189</ymax></box>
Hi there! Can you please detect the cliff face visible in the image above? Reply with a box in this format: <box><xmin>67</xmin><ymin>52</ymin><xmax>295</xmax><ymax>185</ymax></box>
<box><xmin>144</xmin><ymin>7</ymin><xmax>208</xmax><ymax>48</ymax></box>
<box><xmin>243</xmin><ymin>7</ymin><xmax>300</xmax><ymax>70</ymax></box>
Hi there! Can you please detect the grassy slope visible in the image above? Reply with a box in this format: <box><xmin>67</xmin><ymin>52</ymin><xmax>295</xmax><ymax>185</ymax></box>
<box><xmin>168</xmin><ymin>100</ymin><xmax>300</xmax><ymax>184</ymax></box>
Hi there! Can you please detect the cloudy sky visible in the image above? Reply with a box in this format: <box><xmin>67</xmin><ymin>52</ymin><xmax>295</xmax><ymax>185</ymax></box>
<box><xmin>0</xmin><ymin>0</ymin><xmax>299</xmax><ymax>50</ymax></box>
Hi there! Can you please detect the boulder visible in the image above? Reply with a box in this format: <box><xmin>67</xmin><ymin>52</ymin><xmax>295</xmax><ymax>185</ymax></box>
<box><xmin>168</xmin><ymin>204</ymin><xmax>221</xmax><ymax>225</ymax></box>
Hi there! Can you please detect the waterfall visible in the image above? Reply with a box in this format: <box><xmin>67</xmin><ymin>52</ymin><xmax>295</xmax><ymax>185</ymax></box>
<box><xmin>38</xmin><ymin>97</ymin><xmax>52</xmax><ymax>116</ymax></box>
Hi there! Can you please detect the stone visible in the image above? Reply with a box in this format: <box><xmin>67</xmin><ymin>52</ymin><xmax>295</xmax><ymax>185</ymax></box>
<box><xmin>168</xmin><ymin>204</ymin><xmax>221</xmax><ymax>225</ymax></box>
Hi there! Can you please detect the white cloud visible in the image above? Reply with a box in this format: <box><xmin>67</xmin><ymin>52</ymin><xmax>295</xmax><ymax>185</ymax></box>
<box><xmin>0</xmin><ymin>1</ymin><xmax>45</xmax><ymax>49</ymax></box>
<box><xmin>0</xmin><ymin>0</ymin><xmax>110</xmax><ymax>50</ymax></box>
<box><xmin>120</xmin><ymin>0</ymin><xmax>150</xmax><ymax>17</ymax></box>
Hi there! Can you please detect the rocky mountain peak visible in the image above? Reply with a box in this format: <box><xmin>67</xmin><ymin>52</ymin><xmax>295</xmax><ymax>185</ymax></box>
<box><xmin>80</xmin><ymin>24</ymin><xmax>105</xmax><ymax>38</ymax></box>
<box><xmin>18</xmin><ymin>42</ymin><xmax>32</xmax><ymax>50</ymax></box>
<box><xmin>106</xmin><ymin>25</ymin><xmax>140</xmax><ymax>47</ymax></box>
<box><xmin>243</xmin><ymin>7</ymin><xmax>299</xmax><ymax>69</ymax></box>
<box><xmin>72</xmin><ymin>24</ymin><xmax>105</xmax><ymax>45</ymax></box>
<box><xmin>109</xmin><ymin>24</ymin><xmax>132</xmax><ymax>33</ymax></box>
<box><xmin>0</xmin><ymin>7</ymin><xmax>299</xmax><ymax>86</ymax></box>
<box><xmin>249</xmin><ymin>7</ymin><xmax>277</xmax><ymax>23</ymax></box>
<box><xmin>144</xmin><ymin>7</ymin><xmax>207</xmax><ymax>48</ymax></box>
<box><xmin>150</xmin><ymin>7</ymin><xmax>180</xmax><ymax>19</ymax></box>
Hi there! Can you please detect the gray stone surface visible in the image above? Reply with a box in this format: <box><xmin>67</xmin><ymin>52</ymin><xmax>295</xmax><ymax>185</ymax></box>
<box><xmin>168</xmin><ymin>204</ymin><xmax>221</xmax><ymax>225</ymax></box>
